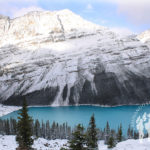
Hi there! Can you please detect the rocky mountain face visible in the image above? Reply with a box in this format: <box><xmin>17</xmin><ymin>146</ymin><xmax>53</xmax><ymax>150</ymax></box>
<box><xmin>0</xmin><ymin>10</ymin><xmax>150</xmax><ymax>106</ymax></box>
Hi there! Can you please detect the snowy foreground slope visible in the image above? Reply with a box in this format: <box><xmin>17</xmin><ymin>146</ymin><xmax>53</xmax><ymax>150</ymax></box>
<box><xmin>1</xmin><ymin>10</ymin><xmax>150</xmax><ymax>106</ymax></box>
<box><xmin>0</xmin><ymin>135</ymin><xmax>150</xmax><ymax>150</ymax></box>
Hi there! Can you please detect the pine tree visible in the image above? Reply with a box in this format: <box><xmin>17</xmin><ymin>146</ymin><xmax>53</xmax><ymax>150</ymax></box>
<box><xmin>16</xmin><ymin>98</ymin><xmax>33</xmax><ymax>150</ymax></box>
<box><xmin>41</xmin><ymin>121</ymin><xmax>46</xmax><ymax>138</ymax></box>
<box><xmin>5</xmin><ymin>119</ymin><xmax>10</xmax><ymax>135</ymax></box>
<box><xmin>117</xmin><ymin>124</ymin><xmax>122</xmax><ymax>142</ymax></box>
<box><xmin>133</xmin><ymin>131</ymin><xmax>139</xmax><ymax>139</ymax></box>
<box><xmin>104</xmin><ymin>121</ymin><xmax>110</xmax><ymax>144</ymax></box>
<box><xmin>34</xmin><ymin>119</ymin><xmax>41</xmax><ymax>138</ymax></box>
<box><xmin>69</xmin><ymin>124</ymin><xmax>86</xmax><ymax>150</ymax></box>
<box><xmin>127</xmin><ymin>125</ymin><xmax>133</xmax><ymax>139</ymax></box>
<box><xmin>51</xmin><ymin>121</ymin><xmax>56</xmax><ymax>139</ymax></box>
<box><xmin>107</xmin><ymin>136</ymin><xmax>115</xmax><ymax>148</ymax></box>
<box><xmin>130</xmin><ymin>128</ymin><xmax>134</xmax><ymax>139</ymax></box>
<box><xmin>46</xmin><ymin>120</ymin><xmax>50</xmax><ymax>139</ymax></box>
<box><xmin>86</xmin><ymin>114</ymin><xmax>98</xmax><ymax>149</ymax></box>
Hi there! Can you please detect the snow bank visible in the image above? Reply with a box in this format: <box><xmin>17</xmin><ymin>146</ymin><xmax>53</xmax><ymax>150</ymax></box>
<box><xmin>0</xmin><ymin>135</ymin><xmax>18</xmax><ymax>150</ymax></box>
<box><xmin>0</xmin><ymin>105</ymin><xmax>20</xmax><ymax>117</ymax></box>
<box><xmin>0</xmin><ymin>135</ymin><xmax>68</xmax><ymax>150</ymax></box>
<box><xmin>99</xmin><ymin>139</ymin><xmax>150</xmax><ymax>150</ymax></box>
<box><xmin>1</xmin><ymin>135</ymin><xmax>150</xmax><ymax>150</ymax></box>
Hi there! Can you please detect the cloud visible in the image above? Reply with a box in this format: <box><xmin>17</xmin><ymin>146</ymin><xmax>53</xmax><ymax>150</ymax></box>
<box><xmin>110</xmin><ymin>26</ymin><xmax>134</xmax><ymax>36</ymax></box>
<box><xmin>53</xmin><ymin>0</ymin><xmax>150</xmax><ymax>25</ymax></box>
<box><xmin>86</xmin><ymin>4</ymin><xmax>93</xmax><ymax>10</ymax></box>
<box><xmin>100</xmin><ymin>20</ymin><xmax>108</xmax><ymax>24</ymax></box>
<box><xmin>116</xmin><ymin>1</ymin><xmax>150</xmax><ymax>25</ymax></box>
<box><xmin>49</xmin><ymin>0</ymin><xmax>150</xmax><ymax>25</ymax></box>
<box><xmin>0</xmin><ymin>0</ymin><xmax>39</xmax><ymax>18</ymax></box>
<box><xmin>83</xmin><ymin>3</ymin><xmax>94</xmax><ymax>13</ymax></box>
<box><xmin>0</xmin><ymin>0</ymin><xmax>150</xmax><ymax>26</ymax></box>
<box><xmin>13</xmin><ymin>6</ymin><xmax>44</xmax><ymax>18</ymax></box>
<box><xmin>95</xmin><ymin>0</ymin><xmax>150</xmax><ymax>25</ymax></box>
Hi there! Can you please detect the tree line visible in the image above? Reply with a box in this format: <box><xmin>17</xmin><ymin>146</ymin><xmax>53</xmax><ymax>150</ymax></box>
<box><xmin>0</xmin><ymin>119</ymin><xmax>72</xmax><ymax>140</ymax></box>
<box><xmin>0</xmin><ymin>117</ymin><xmax>141</xmax><ymax>149</ymax></box>
<box><xmin>0</xmin><ymin>99</ymin><xmax>143</xmax><ymax>150</ymax></box>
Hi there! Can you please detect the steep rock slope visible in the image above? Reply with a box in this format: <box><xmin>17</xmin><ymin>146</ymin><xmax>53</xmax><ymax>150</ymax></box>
<box><xmin>0</xmin><ymin>10</ymin><xmax>150</xmax><ymax>106</ymax></box>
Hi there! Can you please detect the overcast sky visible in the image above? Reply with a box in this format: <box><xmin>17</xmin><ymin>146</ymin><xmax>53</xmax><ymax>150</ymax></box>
<box><xmin>0</xmin><ymin>0</ymin><xmax>150</xmax><ymax>34</ymax></box>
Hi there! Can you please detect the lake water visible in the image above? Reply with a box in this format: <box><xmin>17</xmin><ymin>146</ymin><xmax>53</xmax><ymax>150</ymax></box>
<box><xmin>1</xmin><ymin>105</ymin><xmax>150</xmax><ymax>135</ymax></box>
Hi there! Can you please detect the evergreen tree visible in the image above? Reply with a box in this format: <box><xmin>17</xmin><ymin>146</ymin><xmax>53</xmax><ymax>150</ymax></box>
<box><xmin>107</xmin><ymin>136</ymin><xmax>115</xmax><ymax>148</ymax></box>
<box><xmin>133</xmin><ymin>131</ymin><xmax>139</xmax><ymax>139</ymax></box>
<box><xmin>34</xmin><ymin>119</ymin><xmax>41</xmax><ymax>138</ymax></box>
<box><xmin>117</xmin><ymin>124</ymin><xmax>122</xmax><ymax>142</ymax></box>
<box><xmin>10</xmin><ymin>118</ymin><xmax>17</xmax><ymax>135</ymax></box>
<box><xmin>46</xmin><ymin>120</ymin><xmax>50</xmax><ymax>139</ymax></box>
<box><xmin>41</xmin><ymin>121</ymin><xmax>46</xmax><ymax>138</ymax></box>
<box><xmin>5</xmin><ymin>119</ymin><xmax>10</xmax><ymax>135</ymax></box>
<box><xmin>86</xmin><ymin>114</ymin><xmax>98</xmax><ymax>149</ymax></box>
<box><xmin>16</xmin><ymin>98</ymin><xmax>33</xmax><ymax>150</ymax></box>
<box><xmin>69</xmin><ymin>124</ymin><xmax>86</xmax><ymax>150</ymax></box>
<box><xmin>51</xmin><ymin>121</ymin><xmax>56</xmax><ymax>139</ymax></box>
<box><xmin>127</xmin><ymin>125</ymin><xmax>131</xmax><ymax>139</ymax></box>
<box><xmin>127</xmin><ymin>125</ymin><xmax>133</xmax><ymax>139</ymax></box>
<box><xmin>104</xmin><ymin>121</ymin><xmax>110</xmax><ymax>144</ymax></box>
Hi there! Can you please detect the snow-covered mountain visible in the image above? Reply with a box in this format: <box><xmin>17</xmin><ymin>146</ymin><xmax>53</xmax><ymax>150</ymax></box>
<box><xmin>137</xmin><ymin>29</ymin><xmax>150</xmax><ymax>47</ymax></box>
<box><xmin>0</xmin><ymin>9</ymin><xmax>150</xmax><ymax>106</ymax></box>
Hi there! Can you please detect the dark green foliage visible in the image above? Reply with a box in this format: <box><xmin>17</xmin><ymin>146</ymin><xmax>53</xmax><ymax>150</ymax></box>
<box><xmin>34</xmin><ymin>119</ymin><xmax>41</xmax><ymax>138</ymax></box>
<box><xmin>104</xmin><ymin>121</ymin><xmax>111</xmax><ymax>144</ymax></box>
<box><xmin>0</xmin><ymin>118</ymin><xmax>72</xmax><ymax>140</ymax></box>
<box><xmin>60</xmin><ymin>148</ymin><xmax>68</xmax><ymax>150</ymax></box>
<box><xmin>133</xmin><ymin>131</ymin><xmax>139</xmax><ymax>139</ymax></box>
<box><xmin>108</xmin><ymin>136</ymin><xmax>115</xmax><ymax>148</ymax></box>
<box><xmin>16</xmin><ymin>99</ymin><xmax>33</xmax><ymax>150</ymax></box>
<box><xmin>45</xmin><ymin>120</ymin><xmax>50</xmax><ymax>139</ymax></box>
<box><xmin>0</xmin><ymin>114</ymin><xmax>144</xmax><ymax>150</ymax></box>
<box><xmin>107</xmin><ymin>129</ymin><xmax>117</xmax><ymax>148</ymax></box>
<box><xmin>0</xmin><ymin>118</ymin><xmax>17</xmax><ymax>135</ymax></box>
<box><xmin>86</xmin><ymin>114</ymin><xmax>98</xmax><ymax>149</ymax></box>
<box><xmin>69</xmin><ymin>124</ymin><xmax>86</xmax><ymax>150</ymax></box>
<box><xmin>127</xmin><ymin>125</ymin><xmax>134</xmax><ymax>139</ymax></box>
<box><xmin>5</xmin><ymin>119</ymin><xmax>10</xmax><ymax>135</ymax></box>
<box><xmin>117</xmin><ymin>124</ymin><xmax>122</xmax><ymax>142</ymax></box>
<box><xmin>41</xmin><ymin>121</ymin><xmax>46</xmax><ymax>138</ymax></box>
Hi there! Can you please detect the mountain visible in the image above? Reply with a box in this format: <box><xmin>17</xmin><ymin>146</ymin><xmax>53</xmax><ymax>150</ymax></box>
<box><xmin>0</xmin><ymin>9</ymin><xmax>150</xmax><ymax>106</ymax></box>
<box><xmin>137</xmin><ymin>29</ymin><xmax>150</xmax><ymax>47</ymax></box>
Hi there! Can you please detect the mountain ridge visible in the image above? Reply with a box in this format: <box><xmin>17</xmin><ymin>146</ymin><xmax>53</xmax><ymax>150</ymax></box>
<box><xmin>0</xmin><ymin>10</ymin><xmax>150</xmax><ymax>106</ymax></box>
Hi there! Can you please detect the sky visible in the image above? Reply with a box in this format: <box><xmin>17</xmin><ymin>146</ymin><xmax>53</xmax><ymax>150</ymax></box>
<box><xmin>0</xmin><ymin>0</ymin><xmax>150</xmax><ymax>34</ymax></box>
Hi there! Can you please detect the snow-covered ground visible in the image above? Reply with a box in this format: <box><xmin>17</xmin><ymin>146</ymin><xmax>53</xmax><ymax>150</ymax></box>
<box><xmin>0</xmin><ymin>135</ymin><xmax>150</xmax><ymax>150</ymax></box>
<box><xmin>0</xmin><ymin>105</ymin><xmax>20</xmax><ymax>117</ymax></box>
<box><xmin>0</xmin><ymin>135</ymin><xmax>68</xmax><ymax>150</ymax></box>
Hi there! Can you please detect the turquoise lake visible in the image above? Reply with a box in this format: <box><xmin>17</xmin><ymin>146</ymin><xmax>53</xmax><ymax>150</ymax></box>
<box><xmin>1</xmin><ymin>105</ymin><xmax>150</xmax><ymax>134</ymax></box>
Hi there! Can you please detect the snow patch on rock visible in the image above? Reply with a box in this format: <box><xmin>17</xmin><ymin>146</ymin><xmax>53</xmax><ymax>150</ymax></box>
<box><xmin>0</xmin><ymin>105</ymin><xmax>20</xmax><ymax>117</ymax></box>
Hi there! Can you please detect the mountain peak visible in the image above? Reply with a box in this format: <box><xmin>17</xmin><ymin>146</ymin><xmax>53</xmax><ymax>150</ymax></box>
<box><xmin>20</xmin><ymin>9</ymin><xmax>74</xmax><ymax>17</ymax></box>
<box><xmin>0</xmin><ymin>10</ymin><xmax>150</xmax><ymax>106</ymax></box>
<box><xmin>0</xmin><ymin>9</ymin><xmax>103</xmax><ymax>48</ymax></box>
<box><xmin>55</xmin><ymin>9</ymin><xmax>74</xmax><ymax>14</ymax></box>
<box><xmin>137</xmin><ymin>29</ymin><xmax>150</xmax><ymax>43</ymax></box>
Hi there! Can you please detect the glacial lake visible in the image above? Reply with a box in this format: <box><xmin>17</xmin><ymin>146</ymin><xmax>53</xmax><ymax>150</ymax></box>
<box><xmin>1</xmin><ymin>105</ymin><xmax>150</xmax><ymax>134</ymax></box>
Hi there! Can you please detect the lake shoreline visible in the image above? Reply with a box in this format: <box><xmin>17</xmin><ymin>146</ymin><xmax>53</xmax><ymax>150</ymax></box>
<box><xmin>0</xmin><ymin>104</ymin><xmax>21</xmax><ymax>117</ymax></box>
<box><xmin>1</xmin><ymin>102</ymin><xmax>150</xmax><ymax>117</ymax></box>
